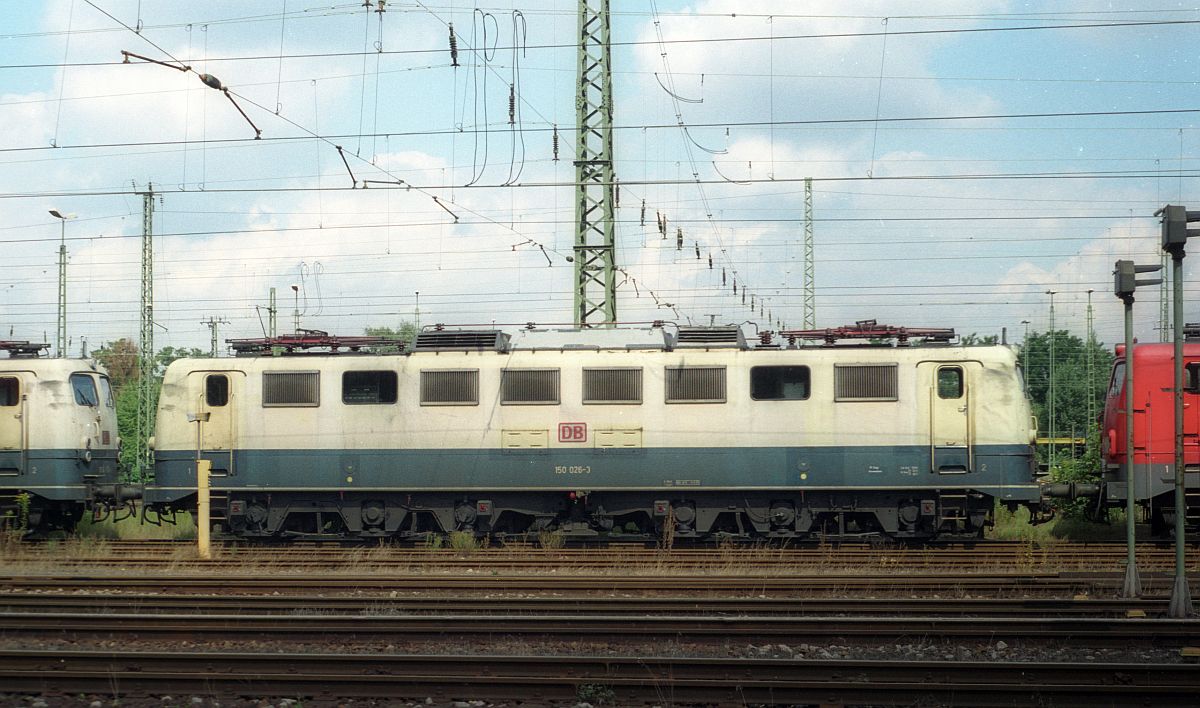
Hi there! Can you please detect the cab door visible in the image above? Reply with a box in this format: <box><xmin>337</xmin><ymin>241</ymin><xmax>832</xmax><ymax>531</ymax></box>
<box><xmin>0</xmin><ymin>375</ymin><xmax>25</xmax><ymax>470</ymax></box>
<box><xmin>924</xmin><ymin>363</ymin><xmax>979</xmax><ymax>473</ymax></box>
<box><xmin>189</xmin><ymin>371</ymin><xmax>241</xmax><ymax>476</ymax></box>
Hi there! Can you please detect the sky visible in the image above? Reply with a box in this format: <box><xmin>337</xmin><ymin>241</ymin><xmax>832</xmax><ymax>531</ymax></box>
<box><xmin>0</xmin><ymin>0</ymin><xmax>1196</xmax><ymax>356</ymax></box>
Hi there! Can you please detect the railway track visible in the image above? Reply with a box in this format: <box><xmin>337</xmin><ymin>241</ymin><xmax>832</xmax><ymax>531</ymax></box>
<box><xmin>9</xmin><ymin>540</ymin><xmax>1200</xmax><ymax>574</ymax></box>
<box><xmin>0</xmin><ymin>571</ymin><xmax>1160</xmax><ymax>595</ymax></box>
<box><xmin>2</xmin><ymin>649</ymin><xmax>1197</xmax><ymax>706</ymax></box>
<box><xmin>4</xmin><ymin>610</ymin><xmax>1199</xmax><ymax>646</ymax></box>
<box><xmin>0</xmin><ymin>591</ymin><xmax>1178</xmax><ymax>616</ymax></box>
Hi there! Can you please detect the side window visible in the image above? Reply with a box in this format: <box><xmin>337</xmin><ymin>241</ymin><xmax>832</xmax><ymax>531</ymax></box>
<box><xmin>206</xmin><ymin>374</ymin><xmax>230</xmax><ymax>407</ymax></box>
<box><xmin>1186</xmin><ymin>362</ymin><xmax>1200</xmax><ymax>394</ymax></box>
<box><xmin>937</xmin><ymin>367</ymin><xmax>963</xmax><ymax>399</ymax></box>
<box><xmin>98</xmin><ymin>376</ymin><xmax>115</xmax><ymax>408</ymax></box>
<box><xmin>262</xmin><ymin>371</ymin><xmax>320</xmax><ymax>407</ymax></box>
<box><xmin>834</xmin><ymin>364</ymin><xmax>898</xmax><ymax>402</ymax></box>
<box><xmin>421</xmin><ymin>370</ymin><xmax>479</xmax><ymax>406</ymax></box>
<box><xmin>0</xmin><ymin>377</ymin><xmax>17</xmax><ymax>406</ymax></box>
<box><xmin>665</xmin><ymin>366</ymin><xmax>726</xmax><ymax>404</ymax></box>
<box><xmin>750</xmin><ymin>366</ymin><xmax>810</xmax><ymax>401</ymax></box>
<box><xmin>70</xmin><ymin>373</ymin><xmax>99</xmax><ymax>407</ymax></box>
<box><xmin>500</xmin><ymin>369</ymin><xmax>560</xmax><ymax>405</ymax></box>
<box><xmin>343</xmin><ymin>371</ymin><xmax>398</xmax><ymax>405</ymax></box>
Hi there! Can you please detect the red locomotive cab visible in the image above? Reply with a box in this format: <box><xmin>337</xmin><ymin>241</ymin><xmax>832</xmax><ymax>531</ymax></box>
<box><xmin>1102</xmin><ymin>340</ymin><xmax>1200</xmax><ymax>533</ymax></box>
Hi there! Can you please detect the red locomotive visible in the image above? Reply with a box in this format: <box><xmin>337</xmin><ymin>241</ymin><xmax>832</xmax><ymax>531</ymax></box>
<box><xmin>1101</xmin><ymin>335</ymin><xmax>1200</xmax><ymax>534</ymax></box>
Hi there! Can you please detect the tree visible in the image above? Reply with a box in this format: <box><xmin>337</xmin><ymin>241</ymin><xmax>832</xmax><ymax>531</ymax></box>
<box><xmin>960</xmin><ymin>333</ymin><xmax>999</xmax><ymax>346</ymax></box>
<box><xmin>91</xmin><ymin>338</ymin><xmax>139</xmax><ymax>389</ymax></box>
<box><xmin>1020</xmin><ymin>329</ymin><xmax>1113</xmax><ymax>445</ymax></box>
<box><xmin>1020</xmin><ymin>329</ymin><xmax>1114</xmax><ymax>519</ymax></box>
<box><xmin>364</xmin><ymin>322</ymin><xmax>418</xmax><ymax>353</ymax></box>
<box><xmin>89</xmin><ymin>342</ymin><xmax>203</xmax><ymax>479</ymax></box>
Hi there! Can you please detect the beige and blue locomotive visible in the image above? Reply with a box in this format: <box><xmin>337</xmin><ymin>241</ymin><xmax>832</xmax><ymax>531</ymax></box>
<box><xmin>1</xmin><ymin>342</ymin><xmax>122</xmax><ymax>534</ymax></box>
<box><xmin>143</xmin><ymin>325</ymin><xmax>1041</xmax><ymax>541</ymax></box>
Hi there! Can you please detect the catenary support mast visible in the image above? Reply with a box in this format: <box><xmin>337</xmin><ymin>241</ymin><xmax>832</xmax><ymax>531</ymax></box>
<box><xmin>137</xmin><ymin>188</ymin><xmax>155</xmax><ymax>481</ymax></box>
<box><xmin>572</xmin><ymin>0</ymin><xmax>617</xmax><ymax>327</ymax></box>
<box><xmin>803</xmin><ymin>177</ymin><xmax>815</xmax><ymax>329</ymax></box>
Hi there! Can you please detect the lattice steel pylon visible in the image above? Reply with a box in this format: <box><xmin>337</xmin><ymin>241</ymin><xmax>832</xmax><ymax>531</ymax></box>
<box><xmin>136</xmin><ymin>189</ymin><xmax>155</xmax><ymax>481</ymax></box>
<box><xmin>572</xmin><ymin>0</ymin><xmax>617</xmax><ymax>327</ymax></box>
<box><xmin>803</xmin><ymin>177</ymin><xmax>816</xmax><ymax>329</ymax></box>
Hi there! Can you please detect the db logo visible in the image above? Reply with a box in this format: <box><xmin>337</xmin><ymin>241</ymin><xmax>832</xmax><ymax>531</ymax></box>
<box><xmin>558</xmin><ymin>422</ymin><xmax>587</xmax><ymax>443</ymax></box>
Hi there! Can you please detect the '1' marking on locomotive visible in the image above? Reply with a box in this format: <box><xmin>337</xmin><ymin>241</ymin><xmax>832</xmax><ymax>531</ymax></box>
<box><xmin>558</xmin><ymin>422</ymin><xmax>587</xmax><ymax>443</ymax></box>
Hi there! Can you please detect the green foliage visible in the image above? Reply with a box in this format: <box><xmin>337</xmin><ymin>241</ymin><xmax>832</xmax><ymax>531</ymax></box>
<box><xmin>576</xmin><ymin>684</ymin><xmax>616</xmax><ymax>705</ymax></box>
<box><xmin>1020</xmin><ymin>329</ymin><xmax>1114</xmax><ymax>519</ymax></box>
<box><xmin>364</xmin><ymin>322</ymin><xmax>418</xmax><ymax>353</ymax></box>
<box><xmin>91</xmin><ymin>338</ymin><xmax>139</xmax><ymax>389</ymax></box>
<box><xmin>448</xmin><ymin>530</ymin><xmax>480</xmax><ymax>551</ymax></box>
<box><xmin>91</xmin><ymin>340</ymin><xmax>199</xmax><ymax>481</ymax></box>
<box><xmin>1020</xmin><ymin>329</ymin><xmax>1113</xmax><ymax>444</ymax></box>
<box><xmin>960</xmin><ymin>332</ymin><xmax>1000</xmax><ymax>346</ymax></box>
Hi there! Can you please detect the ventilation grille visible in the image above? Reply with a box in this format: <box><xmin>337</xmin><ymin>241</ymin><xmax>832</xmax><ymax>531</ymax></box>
<box><xmin>583</xmin><ymin>368</ymin><xmax>643</xmax><ymax>404</ymax></box>
<box><xmin>263</xmin><ymin>371</ymin><xmax>320</xmax><ymax>407</ymax></box>
<box><xmin>673</xmin><ymin>326</ymin><xmax>747</xmax><ymax>349</ymax></box>
<box><xmin>421</xmin><ymin>370</ymin><xmax>479</xmax><ymax>405</ymax></box>
<box><xmin>665</xmin><ymin>366</ymin><xmax>726</xmax><ymax>403</ymax></box>
<box><xmin>501</xmin><ymin>369</ymin><xmax>560</xmax><ymax>405</ymax></box>
<box><xmin>414</xmin><ymin>330</ymin><xmax>509</xmax><ymax>352</ymax></box>
<box><xmin>835</xmin><ymin>364</ymin><xmax>898</xmax><ymax>401</ymax></box>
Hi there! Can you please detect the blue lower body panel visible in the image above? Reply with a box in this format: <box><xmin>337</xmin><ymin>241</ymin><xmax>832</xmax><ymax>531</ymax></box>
<box><xmin>0</xmin><ymin>448</ymin><xmax>120</xmax><ymax>502</ymax></box>
<box><xmin>147</xmin><ymin>445</ymin><xmax>1039</xmax><ymax>504</ymax></box>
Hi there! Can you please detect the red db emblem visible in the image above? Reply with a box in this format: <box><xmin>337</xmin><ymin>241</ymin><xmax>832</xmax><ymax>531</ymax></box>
<box><xmin>558</xmin><ymin>422</ymin><xmax>587</xmax><ymax>443</ymax></box>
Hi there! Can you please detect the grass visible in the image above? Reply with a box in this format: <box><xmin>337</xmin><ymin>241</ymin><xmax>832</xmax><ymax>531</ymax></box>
<box><xmin>989</xmin><ymin>503</ymin><xmax>1132</xmax><ymax>544</ymax></box>
<box><xmin>77</xmin><ymin>506</ymin><xmax>197</xmax><ymax>540</ymax></box>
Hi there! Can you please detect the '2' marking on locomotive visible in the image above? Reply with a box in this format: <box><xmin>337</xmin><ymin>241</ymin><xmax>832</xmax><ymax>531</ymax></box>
<box><xmin>558</xmin><ymin>422</ymin><xmax>587</xmax><ymax>443</ymax></box>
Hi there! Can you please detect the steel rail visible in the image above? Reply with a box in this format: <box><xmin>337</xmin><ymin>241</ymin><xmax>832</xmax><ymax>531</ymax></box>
<box><xmin>0</xmin><ymin>592</ymin><xmax>1179</xmax><ymax>617</ymax></box>
<box><xmin>3</xmin><ymin>611</ymin><xmax>1198</xmax><ymax>646</ymax></box>
<box><xmin>0</xmin><ymin>572</ymin><xmax>1122</xmax><ymax>594</ymax></box>
<box><xmin>1</xmin><ymin>649</ymin><xmax>1197</xmax><ymax>705</ymax></box>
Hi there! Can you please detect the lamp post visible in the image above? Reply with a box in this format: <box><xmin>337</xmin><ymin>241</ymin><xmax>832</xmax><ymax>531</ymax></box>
<box><xmin>48</xmin><ymin>210</ymin><xmax>75</xmax><ymax>358</ymax></box>
<box><xmin>1114</xmin><ymin>260</ymin><xmax>1162</xmax><ymax>597</ymax></box>
<box><xmin>1160</xmin><ymin>205</ymin><xmax>1196</xmax><ymax>618</ymax></box>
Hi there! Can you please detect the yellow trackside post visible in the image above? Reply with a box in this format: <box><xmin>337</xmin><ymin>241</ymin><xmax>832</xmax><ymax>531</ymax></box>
<box><xmin>197</xmin><ymin>458</ymin><xmax>212</xmax><ymax>559</ymax></box>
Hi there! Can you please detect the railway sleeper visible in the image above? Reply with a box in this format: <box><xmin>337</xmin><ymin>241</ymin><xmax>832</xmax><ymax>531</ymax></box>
<box><xmin>152</xmin><ymin>490</ymin><xmax>998</xmax><ymax>543</ymax></box>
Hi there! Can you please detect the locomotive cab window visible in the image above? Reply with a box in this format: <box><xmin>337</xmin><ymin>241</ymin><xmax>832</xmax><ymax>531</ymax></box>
<box><xmin>99</xmin><ymin>376</ymin><xmax>115</xmax><ymax>408</ymax></box>
<box><xmin>1186</xmin><ymin>362</ymin><xmax>1200</xmax><ymax>394</ymax></box>
<box><xmin>750</xmin><ymin>366</ymin><xmax>810</xmax><ymax>401</ymax></box>
<box><xmin>0</xmin><ymin>377</ymin><xmax>17</xmax><ymax>406</ymax></box>
<box><xmin>262</xmin><ymin>371</ymin><xmax>320</xmax><ymax>407</ymax></box>
<box><xmin>343</xmin><ymin>371</ymin><xmax>398</xmax><ymax>405</ymax></box>
<box><xmin>69</xmin><ymin>373</ymin><xmax>99</xmax><ymax>407</ymax></box>
<box><xmin>1108</xmin><ymin>363</ymin><xmax>1125</xmax><ymax>398</ymax></box>
<box><xmin>937</xmin><ymin>367</ymin><xmax>963</xmax><ymax>399</ymax></box>
<box><xmin>205</xmin><ymin>374</ymin><xmax>229</xmax><ymax>407</ymax></box>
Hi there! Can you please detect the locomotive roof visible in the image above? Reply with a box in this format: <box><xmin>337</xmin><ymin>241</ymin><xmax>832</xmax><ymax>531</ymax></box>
<box><xmin>0</xmin><ymin>356</ymin><xmax>105</xmax><ymax>374</ymax></box>
<box><xmin>1115</xmin><ymin>341</ymin><xmax>1200</xmax><ymax>362</ymax></box>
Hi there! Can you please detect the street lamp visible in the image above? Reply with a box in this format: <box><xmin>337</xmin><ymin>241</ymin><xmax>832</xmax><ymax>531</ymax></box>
<box><xmin>48</xmin><ymin>210</ymin><xmax>75</xmax><ymax>358</ymax></box>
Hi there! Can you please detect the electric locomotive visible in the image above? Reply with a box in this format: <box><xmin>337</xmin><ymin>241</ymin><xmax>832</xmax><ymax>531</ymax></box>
<box><xmin>1100</xmin><ymin>329</ymin><xmax>1200</xmax><ymax>534</ymax></box>
<box><xmin>0</xmin><ymin>341</ymin><xmax>123</xmax><ymax>534</ymax></box>
<box><xmin>143</xmin><ymin>323</ymin><xmax>1041</xmax><ymax>541</ymax></box>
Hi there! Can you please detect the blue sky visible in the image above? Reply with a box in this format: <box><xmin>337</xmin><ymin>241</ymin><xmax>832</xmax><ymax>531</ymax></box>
<box><xmin>0</xmin><ymin>1</ymin><xmax>1196</xmax><ymax>353</ymax></box>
